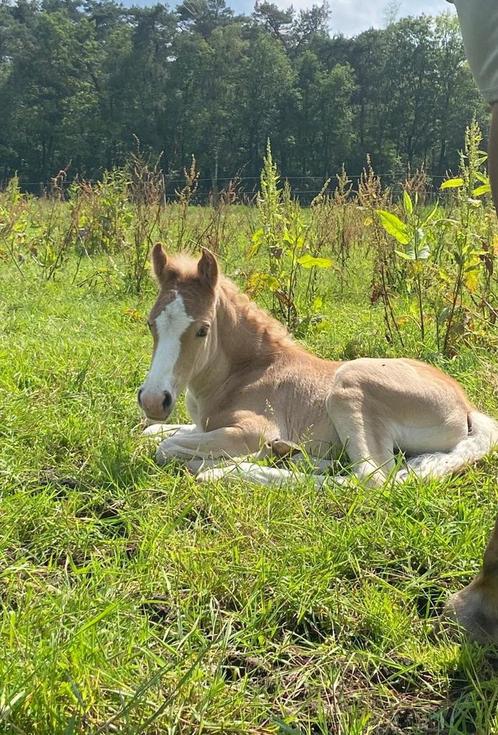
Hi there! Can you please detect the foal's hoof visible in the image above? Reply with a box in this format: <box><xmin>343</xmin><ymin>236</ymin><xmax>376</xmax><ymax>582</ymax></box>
<box><xmin>196</xmin><ymin>464</ymin><xmax>244</xmax><ymax>483</ymax></box>
<box><xmin>143</xmin><ymin>424</ymin><xmax>180</xmax><ymax>438</ymax></box>
<box><xmin>270</xmin><ymin>438</ymin><xmax>302</xmax><ymax>458</ymax></box>
<box><xmin>442</xmin><ymin>581</ymin><xmax>498</xmax><ymax>644</ymax></box>
<box><xmin>155</xmin><ymin>446</ymin><xmax>170</xmax><ymax>466</ymax></box>
<box><xmin>155</xmin><ymin>441</ymin><xmax>182</xmax><ymax>466</ymax></box>
<box><xmin>394</xmin><ymin>467</ymin><xmax>411</xmax><ymax>483</ymax></box>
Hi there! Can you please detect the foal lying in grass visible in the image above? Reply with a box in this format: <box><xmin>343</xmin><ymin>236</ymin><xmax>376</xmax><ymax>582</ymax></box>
<box><xmin>138</xmin><ymin>245</ymin><xmax>498</xmax><ymax>488</ymax></box>
<box><xmin>139</xmin><ymin>246</ymin><xmax>498</xmax><ymax>643</ymax></box>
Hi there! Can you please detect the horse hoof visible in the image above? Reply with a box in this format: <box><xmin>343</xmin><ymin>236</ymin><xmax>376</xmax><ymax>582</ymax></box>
<box><xmin>271</xmin><ymin>438</ymin><xmax>301</xmax><ymax>457</ymax></box>
<box><xmin>155</xmin><ymin>447</ymin><xmax>168</xmax><ymax>465</ymax></box>
<box><xmin>442</xmin><ymin>585</ymin><xmax>498</xmax><ymax>644</ymax></box>
<box><xmin>143</xmin><ymin>424</ymin><xmax>169</xmax><ymax>437</ymax></box>
<box><xmin>395</xmin><ymin>468</ymin><xmax>410</xmax><ymax>483</ymax></box>
<box><xmin>196</xmin><ymin>467</ymin><xmax>231</xmax><ymax>483</ymax></box>
<box><xmin>155</xmin><ymin>442</ymin><xmax>180</xmax><ymax>465</ymax></box>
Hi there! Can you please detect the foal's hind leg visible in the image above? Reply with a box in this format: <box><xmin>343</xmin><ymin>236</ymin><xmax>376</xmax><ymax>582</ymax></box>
<box><xmin>196</xmin><ymin>462</ymin><xmax>337</xmax><ymax>487</ymax></box>
<box><xmin>326</xmin><ymin>386</ymin><xmax>395</xmax><ymax>486</ymax></box>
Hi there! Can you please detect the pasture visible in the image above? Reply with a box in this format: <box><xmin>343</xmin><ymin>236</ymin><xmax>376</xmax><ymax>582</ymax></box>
<box><xmin>1</xmin><ymin>142</ymin><xmax>498</xmax><ymax>734</ymax></box>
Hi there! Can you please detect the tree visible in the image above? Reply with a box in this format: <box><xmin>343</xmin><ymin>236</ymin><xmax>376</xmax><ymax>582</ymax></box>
<box><xmin>0</xmin><ymin>0</ymin><xmax>488</xmax><ymax>190</ymax></box>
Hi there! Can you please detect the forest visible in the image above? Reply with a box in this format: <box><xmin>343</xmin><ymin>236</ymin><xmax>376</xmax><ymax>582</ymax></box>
<box><xmin>0</xmin><ymin>0</ymin><xmax>489</xmax><ymax>194</ymax></box>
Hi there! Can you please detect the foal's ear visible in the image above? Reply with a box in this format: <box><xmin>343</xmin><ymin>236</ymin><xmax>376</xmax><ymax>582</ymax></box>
<box><xmin>151</xmin><ymin>242</ymin><xmax>168</xmax><ymax>281</ymax></box>
<box><xmin>198</xmin><ymin>248</ymin><xmax>218</xmax><ymax>289</ymax></box>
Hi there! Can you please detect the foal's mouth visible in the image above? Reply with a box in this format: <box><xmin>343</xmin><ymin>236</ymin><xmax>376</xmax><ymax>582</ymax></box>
<box><xmin>143</xmin><ymin>410</ymin><xmax>174</xmax><ymax>424</ymax></box>
<box><xmin>138</xmin><ymin>387</ymin><xmax>176</xmax><ymax>423</ymax></box>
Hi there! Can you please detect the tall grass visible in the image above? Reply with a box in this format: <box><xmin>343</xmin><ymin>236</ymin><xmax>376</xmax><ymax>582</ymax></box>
<box><xmin>2</xmin><ymin>125</ymin><xmax>496</xmax><ymax>354</ymax></box>
<box><xmin>0</xmin><ymin>124</ymin><xmax>497</xmax><ymax>734</ymax></box>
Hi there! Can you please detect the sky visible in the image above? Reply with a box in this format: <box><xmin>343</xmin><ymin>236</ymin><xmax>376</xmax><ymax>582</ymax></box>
<box><xmin>322</xmin><ymin>0</ymin><xmax>455</xmax><ymax>36</ymax></box>
<box><xmin>224</xmin><ymin>0</ymin><xmax>456</xmax><ymax>36</ymax></box>
<box><xmin>126</xmin><ymin>0</ymin><xmax>457</xmax><ymax>36</ymax></box>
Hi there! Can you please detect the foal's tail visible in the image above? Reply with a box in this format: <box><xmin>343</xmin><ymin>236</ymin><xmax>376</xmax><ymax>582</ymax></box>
<box><xmin>399</xmin><ymin>411</ymin><xmax>498</xmax><ymax>481</ymax></box>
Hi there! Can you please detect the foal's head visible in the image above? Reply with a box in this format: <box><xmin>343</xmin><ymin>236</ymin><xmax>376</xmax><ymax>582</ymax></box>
<box><xmin>138</xmin><ymin>244</ymin><xmax>219</xmax><ymax>422</ymax></box>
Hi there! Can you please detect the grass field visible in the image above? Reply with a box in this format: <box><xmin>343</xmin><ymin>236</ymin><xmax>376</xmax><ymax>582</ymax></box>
<box><xmin>1</xmin><ymin>236</ymin><xmax>498</xmax><ymax>735</ymax></box>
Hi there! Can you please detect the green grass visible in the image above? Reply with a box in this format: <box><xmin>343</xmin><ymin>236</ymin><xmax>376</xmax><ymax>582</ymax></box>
<box><xmin>1</xmin><ymin>254</ymin><xmax>498</xmax><ymax>735</ymax></box>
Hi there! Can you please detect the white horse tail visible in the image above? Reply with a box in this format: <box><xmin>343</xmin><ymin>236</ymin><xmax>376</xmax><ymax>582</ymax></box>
<box><xmin>399</xmin><ymin>411</ymin><xmax>498</xmax><ymax>481</ymax></box>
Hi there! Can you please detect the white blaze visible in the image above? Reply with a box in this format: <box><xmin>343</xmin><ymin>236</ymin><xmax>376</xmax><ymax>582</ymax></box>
<box><xmin>142</xmin><ymin>294</ymin><xmax>193</xmax><ymax>400</ymax></box>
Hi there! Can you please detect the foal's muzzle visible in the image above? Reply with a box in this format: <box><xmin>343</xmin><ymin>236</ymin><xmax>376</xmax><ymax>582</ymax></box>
<box><xmin>138</xmin><ymin>387</ymin><xmax>174</xmax><ymax>421</ymax></box>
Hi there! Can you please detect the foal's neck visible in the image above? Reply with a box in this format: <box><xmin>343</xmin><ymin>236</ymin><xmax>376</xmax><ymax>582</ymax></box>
<box><xmin>188</xmin><ymin>277</ymin><xmax>301</xmax><ymax>404</ymax></box>
<box><xmin>216</xmin><ymin>277</ymin><xmax>297</xmax><ymax>364</ymax></box>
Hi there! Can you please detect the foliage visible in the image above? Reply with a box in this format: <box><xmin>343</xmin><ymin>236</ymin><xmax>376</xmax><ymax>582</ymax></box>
<box><xmin>69</xmin><ymin>170</ymin><xmax>132</xmax><ymax>256</ymax></box>
<box><xmin>250</xmin><ymin>142</ymin><xmax>333</xmax><ymax>332</ymax></box>
<box><xmin>375</xmin><ymin>120</ymin><xmax>497</xmax><ymax>355</ymax></box>
<box><xmin>0</xmin><ymin>171</ymin><xmax>75</xmax><ymax>280</ymax></box>
<box><xmin>0</xmin><ymin>1</ymin><xmax>488</xmax><ymax>191</ymax></box>
<box><xmin>1</xmin><ymin>121</ymin><xmax>496</xmax><ymax>354</ymax></box>
<box><xmin>1</xmin><ymin>221</ymin><xmax>498</xmax><ymax>734</ymax></box>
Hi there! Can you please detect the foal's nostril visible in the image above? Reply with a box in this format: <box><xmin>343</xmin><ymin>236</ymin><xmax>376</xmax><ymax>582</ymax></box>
<box><xmin>137</xmin><ymin>387</ymin><xmax>143</xmax><ymax>406</ymax></box>
<box><xmin>162</xmin><ymin>391</ymin><xmax>172</xmax><ymax>412</ymax></box>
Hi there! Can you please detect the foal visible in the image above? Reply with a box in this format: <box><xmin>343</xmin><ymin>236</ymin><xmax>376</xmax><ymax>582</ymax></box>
<box><xmin>138</xmin><ymin>245</ymin><xmax>498</xmax><ymax>487</ymax></box>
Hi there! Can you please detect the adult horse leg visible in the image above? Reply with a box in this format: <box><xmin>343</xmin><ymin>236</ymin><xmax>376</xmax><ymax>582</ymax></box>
<box><xmin>444</xmin><ymin>515</ymin><xmax>498</xmax><ymax>643</ymax></box>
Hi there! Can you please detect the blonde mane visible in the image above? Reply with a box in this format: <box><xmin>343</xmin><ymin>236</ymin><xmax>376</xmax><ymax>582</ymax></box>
<box><xmin>218</xmin><ymin>276</ymin><xmax>297</xmax><ymax>353</ymax></box>
<box><xmin>164</xmin><ymin>252</ymin><xmax>298</xmax><ymax>354</ymax></box>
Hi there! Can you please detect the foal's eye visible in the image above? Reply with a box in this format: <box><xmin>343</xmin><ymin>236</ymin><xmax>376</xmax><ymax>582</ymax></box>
<box><xmin>196</xmin><ymin>325</ymin><xmax>209</xmax><ymax>338</ymax></box>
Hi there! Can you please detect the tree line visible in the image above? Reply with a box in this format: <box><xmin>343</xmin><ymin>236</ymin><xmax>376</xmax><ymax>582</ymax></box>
<box><xmin>0</xmin><ymin>0</ymin><xmax>489</xmax><ymax>195</ymax></box>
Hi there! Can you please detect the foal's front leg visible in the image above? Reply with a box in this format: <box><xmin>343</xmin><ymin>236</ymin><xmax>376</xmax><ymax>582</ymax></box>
<box><xmin>196</xmin><ymin>462</ymin><xmax>339</xmax><ymax>487</ymax></box>
<box><xmin>143</xmin><ymin>423</ymin><xmax>197</xmax><ymax>439</ymax></box>
<box><xmin>154</xmin><ymin>425</ymin><xmax>263</xmax><ymax>468</ymax></box>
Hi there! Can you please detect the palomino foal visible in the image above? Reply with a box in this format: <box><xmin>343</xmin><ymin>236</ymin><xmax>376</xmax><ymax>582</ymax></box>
<box><xmin>138</xmin><ymin>245</ymin><xmax>498</xmax><ymax>488</ymax></box>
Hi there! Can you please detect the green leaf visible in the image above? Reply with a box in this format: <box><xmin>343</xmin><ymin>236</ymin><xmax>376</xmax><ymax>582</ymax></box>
<box><xmin>440</xmin><ymin>178</ymin><xmax>464</xmax><ymax>190</ymax></box>
<box><xmin>472</xmin><ymin>183</ymin><xmax>491</xmax><ymax>197</ymax></box>
<box><xmin>247</xmin><ymin>228</ymin><xmax>264</xmax><ymax>257</ymax></box>
<box><xmin>376</xmin><ymin>210</ymin><xmax>410</xmax><ymax>244</ymax></box>
<box><xmin>422</xmin><ymin>203</ymin><xmax>439</xmax><ymax>225</ymax></box>
<box><xmin>396</xmin><ymin>242</ymin><xmax>429</xmax><ymax>261</ymax></box>
<box><xmin>247</xmin><ymin>271</ymin><xmax>280</xmax><ymax>292</ymax></box>
<box><xmin>395</xmin><ymin>249</ymin><xmax>414</xmax><ymax>260</ymax></box>
<box><xmin>296</xmin><ymin>254</ymin><xmax>333</xmax><ymax>269</ymax></box>
<box><xmin>282</xmin><ymin>228</ymin><xmax>306</xmax><ymax>249</ymax></box>
<box><xmin>475</xmin><ymin>171</ymin><xmax>489</xmax><ymax>184</ymax></box>
<box><xmin>75</xmin><ymin>602</ymin><xmax>120</xmax><ymax>637</ymax></box>
<box><xmin>438</xmin><ymin>306</ymin><xmax>452</xmax><ymax>324</ymax></box>
<box><xmin>414</xmin><ymin>227</ymin><xmax>425</xmax><ymax>245</ymax></box>
<box><xmin>403</xmin><ymin>190</ymin><xmax>413</xmax><ymax>216</ymax></box>
<box><xmin>272</xmin><ymin>720</ymin><xmax>302</xmax><ymax>735</ymax></box>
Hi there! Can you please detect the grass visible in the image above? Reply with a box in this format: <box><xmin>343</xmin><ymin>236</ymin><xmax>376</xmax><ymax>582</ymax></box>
<box><xmin>1</xmin><ymin>249</ymin><xmax>498</xmax><ymax>735</ymax></box>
